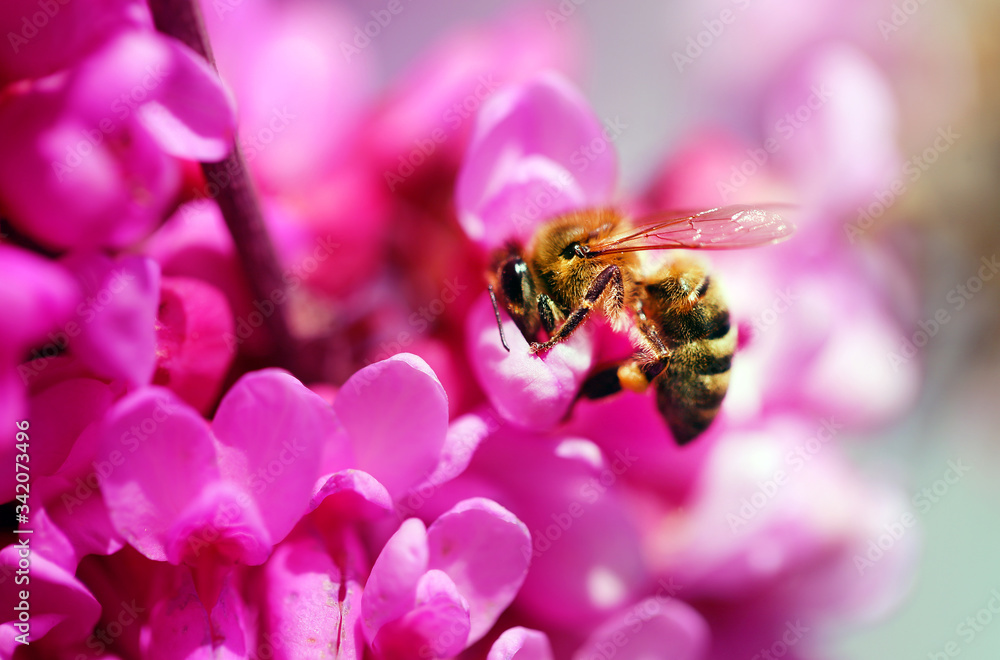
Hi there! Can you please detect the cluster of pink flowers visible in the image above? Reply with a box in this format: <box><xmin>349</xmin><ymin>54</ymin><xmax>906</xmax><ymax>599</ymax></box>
<box><xmin>0</xmin><ymin>0</ymin><xmax>934</xmax><ymax>658</ymax></box>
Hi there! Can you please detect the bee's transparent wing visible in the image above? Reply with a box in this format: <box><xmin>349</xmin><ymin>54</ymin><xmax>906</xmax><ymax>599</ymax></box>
<box><xmin>589</xmin><ymin>205</ymin><xmax>794</xmax><ymax>255</ymax></box>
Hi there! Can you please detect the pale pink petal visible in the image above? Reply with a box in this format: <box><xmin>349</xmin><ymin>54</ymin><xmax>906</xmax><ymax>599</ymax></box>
<box><xmin>373</xmin><ymin>569</ymin><xmax>471</xmax><ymax>660</ymax></box>
<box><xmin>426</xmin><ymin>498</ymin><xmax>532</xmax><ymax>644</ymax></box>
<box><xmin>29</xmin><ymin>377</ymin><xmax>114</xmax><ymax>475</ymax></box>
<box><xmin>0</xmin><ymin>0</ymin><xmax>148</xmax><ymax>84</ymax></box>
<box><xmin>362</xmin><ymin>518</ymin><xmax>430</xmax><ymax>644</ymax></box>
<box><xmin>336</xmin><ymin>354</ymin><xmax>449</xmax><ymax>500</ymax></box>
<box><xmin>0</xmin><ymin>72</ymin><xmax>179</xmax><ymax>250</ymax></box>
<box><xmin>456</xmin><ymin>71</ymin><xmax>618</xmax><ymax>248</ymax></box>
<box><xmin>164</xmin><ymin>480</ymin><xmax>271</xmax><ymax>566</ymax></box>
<box><xmin>64</xmin><ymin>253</ymin><xmax>160</xmax><ymax>387</ymax></box>
<box><xmin>260</xmin><ymin>533</ymin><xmax>364</xmax><ymax>660</ymax></box>
<box><xmin>35</xmin><ymin>485</ymin><xmax>123</xmax><ymax>568</ymax></box>
<box><xmin>763</xmin><ymin>44</ymin><xmax>900</xmax><ymax>219</ymax></box>
<box><xmin>97</xmin><ymin>387</ymin><xmax>217</xmax><ymax>561</ymax></box>
<box><xmin>204</xmin><ymin>0</ymin><xmax>371</xmax><ymax>193</ymax></box>
<box><xmin>404</xmin><ymin>408</ymin><xmax>498</xmax><ymax>500</ymax></box>
<box><xmin>67</xmin><ymin>30</ymin><xmax>234</xmax><ymax>161</ymax></box>
<box><xmin>469</xmin><ymin>430</ymin><xmax>647</xmax><ymax>627</ymax></box>
<box><xmin>311</xmin><ymin>469</ymin><xmax>394</xmax><ymax>521</ymax></box>
<box><xmin>0</xmin><ymin>245</ymin><xmax>79</xmax><ymax>361</ymax></box>
<box><xmin>467</xmin><ymin>293</ymin><xmax>595</xmax><ymax>430</ymax></box>
<box><xmin>212</xmin><ymin>369</ymin><xmax>334</xmax><ymax>545</ymax></box>
<box><xmin>143</xmin><ymin>565</ymin><xmax>250</xmax><ymax>660</ymax></box>
<box><xmin>0</xmin><ymin>547</ymin><xmax>101</xmax><ymax>649</ymax></box>
<box><xmin>153</xmin><ymin>276</ymin><xmax>235</xmax><ymax>414</ymax></box>
<box><xmin>134</xmin><ymin>37</ymin><xmax>236</xmax><ymax>161</ymax></box>
<box><xmin>487</xmin><ymin>627</ymin><xmax>554</xmax><ymax>660</ymax></box>
<box><xmin>572</xmin><ymin>597</ymin><xmax>710</xmax><ymax>660</ymax></box>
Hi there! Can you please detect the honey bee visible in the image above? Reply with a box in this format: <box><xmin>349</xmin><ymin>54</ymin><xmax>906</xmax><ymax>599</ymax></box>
<box><xmin>487</xmin><ymin>205</ymin><xmax>793</xmax><ymax>444</ymax></box>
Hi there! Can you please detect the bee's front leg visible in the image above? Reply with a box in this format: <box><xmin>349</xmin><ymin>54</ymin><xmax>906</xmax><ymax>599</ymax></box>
<box><xmin>530</xmin><ymin>265</ymin><xmax>623</xmax><ymax>354</ymax></box>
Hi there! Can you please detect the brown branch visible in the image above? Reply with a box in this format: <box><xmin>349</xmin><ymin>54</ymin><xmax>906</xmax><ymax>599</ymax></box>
<box><xmin>148</xmin><ymin>0</ymin><xmax>300</xmax><ymax>377</ymax></box>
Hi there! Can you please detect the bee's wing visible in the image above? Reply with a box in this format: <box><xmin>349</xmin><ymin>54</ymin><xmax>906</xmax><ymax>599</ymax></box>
<box><xmin>589</xmin><ymin>205</ymin><xmax>795</xmax><ymax>255</ymax></box>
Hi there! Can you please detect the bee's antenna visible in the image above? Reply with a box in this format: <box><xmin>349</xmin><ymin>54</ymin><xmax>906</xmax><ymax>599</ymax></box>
<box><xmin>488</xmin><ymin>284</ymin><xmax>510</xmax><ymax>352</ymax></box>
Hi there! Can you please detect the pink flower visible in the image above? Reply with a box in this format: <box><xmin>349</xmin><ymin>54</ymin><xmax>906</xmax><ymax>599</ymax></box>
<box><xmin>96</xmin><ymin>369</ymin><xmax>332</xmax><ymax>599</ymax></box>
<box><xmin>0</xmin><ymin>28</ymin><xmax>235</xmax><ymax>250</ymax></box>
<box><xmin>455</xmin><ymin>72</ymin><xmax>620</xmax><ymax>428</ymax></box>
<box><xmin>153</xmin><ymin>276</ymin><xmax>236</xmax><ymax>414</ymax></box>
<box><xmin>362</xmin><ymin>499</ymin><xmax>531</xmax><ymax>659</ymax></box>
<box><xmin>62</xmin><ymin>252</ymin><xmax>161</xmax><ymax>388</ymax></box>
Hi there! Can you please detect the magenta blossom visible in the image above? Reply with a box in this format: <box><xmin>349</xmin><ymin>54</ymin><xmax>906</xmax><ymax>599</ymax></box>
<box><xmin>456</xmin><ymin>72</ymin><xmax>620</xmax><ymax>429</ymax></box>
<box><xmin>0</xmin><ymin>23</ymin><xmax>235</xmax><ymax>250</ymax></box>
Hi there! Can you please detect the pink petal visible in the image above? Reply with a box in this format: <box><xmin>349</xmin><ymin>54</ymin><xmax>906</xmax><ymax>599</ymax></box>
<box><xmin>362</xmin><ymin>518</ymin><xmax>430</xmax><ymax>644</ymax></box>
<box><xmin>97</xmin><ymin>387</ymin><xmax>218</xmax><ymax>561</ymax></box>
<box><xmin>0</xmin><ymin>547</ymin><xmax>101</xmax><ymax>649</ymax></box>
<box><xmin>35</xmin><ymin>485</ymin><xmax>123</xmax><ymax>569</ymax></box>
<box><xmin>64</xmin><ymin>253</ymin><xmax>160</xmax><ymax>387</ymax></box>
<box><xmin>260</xmin><ymin>533</ymin><xmax>364</xmax><ymax>660</ymax></box>
<box><xmin>212</xmin><ymin>369</ymin><xmax>333</xmax><ymax>546</ymax></box>
<box><xmin>204</xmin><ymin>0</ymin><xmax>371</xmax><ymax>192</ymax></box>
<box><xmin>572</xmin><ymin>597</ymin><xmax>710</xmax><ymax>660</ymax></box>
<box><xmin>153</xmin><ymin>276</ymin><xmax>235</xmax><ymax>414</ymax></box>
<box><xmin>164</xmin><ymin>480</ymin><xmax>271</xmax><ymax>567</ymax></box>
<box><xmin>763</xmin><ymin>44</ymin><xmax>900</xmax><ymax>218</ymax></box>
<box><xmin>143</xmin><ymin>565</ymin><xmax>250</xmax><ymax>660</ymax></box>
<box><xmin>488</xmin><ymin>627</ymin><xmax>554</xmax><ymax>660</ymax></box>
<box><xmin>0</xmin><ymin>0</ymin><xmax>148</xmax><ymax>84</ymax></box>
<box><xmin>0</xmin><ymin>245</ymin><xmax>79</xmax><ymax>361</ymax></box>
<box><xmin>336</xmin><ymin>354</ymin><xmax>449</xmax><ymax>500</ymax></box>
<box><xmin>469</xmin><ymin>430</ymin><xmax>647</xmax><ymax>627</ymax></box>
<box><xmin>403</xmin><ymin>408</ymin><xmax>498</xmax><ymax>502</ymax></box>
<box><xmin>67</xmin><ymin>30</ymin><xmax>234</xmax><ymax>161</ymax></box>
<box><xmin>373</xmin><ymin>569</ymin><xmax>471</xmax><ymax>660</ymax></box>
<box><xmin>135</xmin><ymin>37</ymin><xmax>236</xmax><ymax>161</ymax></box>
<box><xmin>426</xmin><ymin>498</ymin><xmax>532</xmax><ymax>645</ymax></box>
<box><xmin>0</xmin><ymin>77</ymin><xmax>180</xmax><ymax>250</ymax></box>
<box><xmin>311</xmin><ymin>469</ymin><xmax>394</xmax><ymax>521</ymax></box>
<box><xmin>29</xmin><ymin>377</ymin><xmax>114</xmax><ymax>476</ymax></box>
<box><xmin>456</xmin><ymin>72</ymin><xmax>618</xmax><ymax>248</ymax></box>
<box><xmin>467</xmin><ymin>293</ymin><xmax>595</xmax><ymax>430</ymax></box>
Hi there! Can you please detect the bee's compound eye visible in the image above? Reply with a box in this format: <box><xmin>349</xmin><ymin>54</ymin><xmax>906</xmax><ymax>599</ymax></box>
<box><xmin>560</xmin><ymin>242</ymin><xmax>581</xmax><ymax>260</ymax></box>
